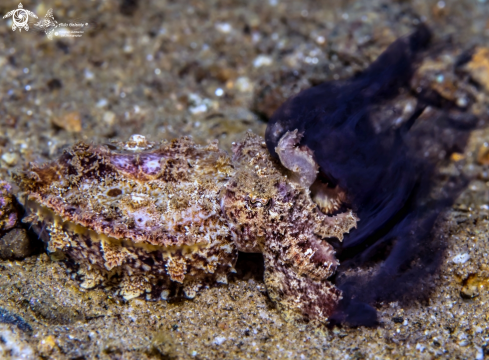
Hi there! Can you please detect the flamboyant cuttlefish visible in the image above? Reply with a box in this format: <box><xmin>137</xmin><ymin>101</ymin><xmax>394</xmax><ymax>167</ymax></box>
<box><xmin>16</xmin><ymin>133</ymin><xmax>357</xmax><ymax>324</ymax></box>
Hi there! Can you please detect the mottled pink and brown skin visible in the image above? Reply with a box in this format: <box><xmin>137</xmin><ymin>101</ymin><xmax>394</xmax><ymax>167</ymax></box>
<box><xmin>18</xmin><ymin>133</ymin><xmax>358</xmax><ymax>324</ymax></box>
<box><xmin>222</xmin><ymin>133</ymin><xmax>357</xmax><ymax>324</ymax></box>
<box><xmin>0</xmin><ymin>181</ymin><xmax>18</xmax><ymax>232</ymax></box>
<box><xmin>18</xmin><ymin>137</ymin><xmax>237</xmax><ymax>300</ymax></box>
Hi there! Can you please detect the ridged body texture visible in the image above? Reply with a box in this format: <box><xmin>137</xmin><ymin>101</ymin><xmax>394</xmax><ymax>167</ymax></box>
<box><xmin>17</xmin><ymin>133</ymin><xmax>357</xmax><ymax>323</ymax></box>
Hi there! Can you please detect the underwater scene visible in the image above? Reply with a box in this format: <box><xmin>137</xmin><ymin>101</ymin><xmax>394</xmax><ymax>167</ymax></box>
<box><xmin>0</xmin><ymin>0</ymin><xmax>489</xmax><ymax>359</ymax></box>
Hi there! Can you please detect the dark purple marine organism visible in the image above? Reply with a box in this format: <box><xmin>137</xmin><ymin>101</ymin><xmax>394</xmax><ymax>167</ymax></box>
<box><xmin>265</xmin><ymin>24</ymin><xmax>476</xmax><ymax>326</ymax></box>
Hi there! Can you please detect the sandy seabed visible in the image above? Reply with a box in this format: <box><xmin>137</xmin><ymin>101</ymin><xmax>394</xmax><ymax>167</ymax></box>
<box><xmin>1</xmin><ymin>0</ymin><xmax>489</xmax><ymax>358</ymax></box>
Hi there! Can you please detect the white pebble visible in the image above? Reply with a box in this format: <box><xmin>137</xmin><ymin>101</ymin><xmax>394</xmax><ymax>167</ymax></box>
<box><xmin>84</xmin><ymin>68</ymin><xmax>94</xmax><ymax>80</ymax></box>
<box><xmin>96</xmin><ymin>98</ymin><xmax>108</xmax><ymax>108</ymax></box>
<box><xmin>452</xmin><ymin>253</ymin><xmax>470</xmax><ymax>264</ymax></box>
<box><xmin>103</xmin><ymin>111</ymin><xmax>116</xmax><ymax>125</ymax></box>
<box><xmin>213</xmin><ymin>336</ymin><xmax>226</xmax><ymax>345</ymax></box>
<box><xmin>253</xmin><ymin>55</ymin><xmax>273</xmax><ymax>68</ymax></box>
<box><xmin>1</xmin><ymin>153</ymin><xmax>18</xmax><ymax>166</ymax></box>
<box><xmin>189</xmin><ymin>103</ymin><xmax>207</xmax><ymax>114</ymax></box>
<box><xmin>215</xmin><ymin>22</ymin><xmax>232</xmax><ymax>33</ymax></box>
<box><xmin>235</xmin><ymin>77</ymin><xmax>253</xmax><ymax>92</ymax></box>
<box><xmin>215</xmin><ymin>88</ymin><xmax>224</xmax><ymax>97</ymax></box>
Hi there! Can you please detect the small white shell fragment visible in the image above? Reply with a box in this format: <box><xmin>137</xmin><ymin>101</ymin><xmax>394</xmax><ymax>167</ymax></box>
<box><xmin>253</xmin><ymin>55</ymin><xmax>273</xmax><ymax>68</ymax></box>
<box><xmin>215</xmin><ymin>22</ymin><xmax>232</xmax><ymax>33</ymax></box>
<box><xmin>452</xmin><ymin>253</ymin><xmax>470</xmax><ymax>264</ymax></box>
<box><xmin>213</xmin><ymin>336</ymin><xmax>226</xmax><ymax>346</ymax></box>
<box><xmin>235</xmin><ymin>77</ymin><xmax>253</xmax><ymax>92</ymax></box>
<box><xmin>1</xmin><ymin>153</ymin><xmax>18</xmax><ymax>166</ymax></box>
<box><xmin>160</xmin><ymin>289</ymin><xmax>170</xmax><ymax>300</ymax></box>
